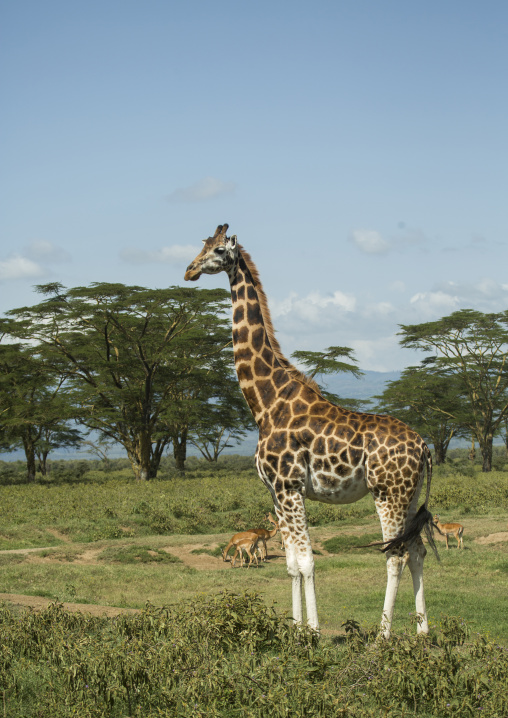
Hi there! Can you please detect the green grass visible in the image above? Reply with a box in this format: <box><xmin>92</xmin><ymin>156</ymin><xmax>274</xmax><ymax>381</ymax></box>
<box><xmin>97</xmin><ymin>544</ymin><xmax>182</xmax><ymax>564</ymax></box>
<box><xmin>0</xmin><ymin>454</ymin><xmax>507</xmax><ymax>641</ymax></box>
<box><xmin>1</xmin><ymin>454</ymin><xmax>508</xmax><ymax>716</ymax></box>
<box><xmin>321</xmin><ymin>533</ymin><xmax>380</xmax><ymax>552</ymax></box>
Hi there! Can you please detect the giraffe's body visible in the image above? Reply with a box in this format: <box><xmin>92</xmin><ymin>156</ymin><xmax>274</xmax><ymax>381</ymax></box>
<box><xmin>185</xmin><ymin>224</ymin><xmax>437</xmax><ymax>637</ymax></box>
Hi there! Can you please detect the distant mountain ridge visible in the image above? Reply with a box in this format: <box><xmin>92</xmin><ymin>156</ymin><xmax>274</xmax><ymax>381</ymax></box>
<box><xmin>319</xmin><ymin>369</ymin><xmax>401</xmax><ymax>403</ymax></box>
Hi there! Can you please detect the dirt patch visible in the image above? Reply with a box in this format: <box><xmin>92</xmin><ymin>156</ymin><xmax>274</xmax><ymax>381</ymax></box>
<box><xmin>475</xmin><ymin>532</ymin><xmax>508</xmax><ymax>545</ymax></box>
<box><xmin>0</xmin><ymin>593</ymin><xmax>140</xmax><ymax>617</ymax></box>
<box><xmin>165</xmin><ymin>543</ymin><xmax>286</xmax><ymax>570</ymax></box>
<box><xmin>46</xmin><ymin>528</ymin><xmax>72</xmax><ymax>543</ymax></box>
<box><xmin>0</xmin><ymin>546</ymin><xmax>58</xmax><ymax>555</ymax></box>
<box><xmin>0</xmin><ymin>541</ymin><xmax>286</xmax><ymax>570</ymax></box>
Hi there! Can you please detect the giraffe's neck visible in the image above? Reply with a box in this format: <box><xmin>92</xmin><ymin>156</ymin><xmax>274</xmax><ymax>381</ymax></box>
<box><xmin>228</xmin><ymin>249</ymin><xmax>315</xmax><ymax>424</ymax></box>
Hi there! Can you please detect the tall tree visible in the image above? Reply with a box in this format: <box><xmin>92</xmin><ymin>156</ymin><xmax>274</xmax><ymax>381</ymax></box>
<box><xmin>159</xmin><ymin>336</ymin><xmax>256</xmax><ymax>470</ymax></box>
<box><xmin>188</xmin><ymin>374</ymin><xmax>256</xmax><ymax>463</ymax></box>
<box><xmin>6</xmin><ymin>283</ymin><xmax>232</xmax><ymax>479</ymax></box>
<box><xmin>398</xmin><ymin>309</ymin><xmax>508</xmax><ymax>471</ymax></box>
<box><xmin>0</xmin><ymin>337</ymin><xmax>80</xmax><ymax>481</ymax></box>
<box><xmin>374</xmin><ymin>362</ymin><xmax>468</xmax><ymax>464</ymax></box>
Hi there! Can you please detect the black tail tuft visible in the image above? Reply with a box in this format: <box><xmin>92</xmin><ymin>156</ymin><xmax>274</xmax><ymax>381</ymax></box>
<box><xmin>357</xmin><ymin>505</ymin><xmax>440</xmax><ymax>561</ymax></box>
<box><xmin>380</xmin><ymin>505</ymin><xmax>440</xmax><ymax>561</ymax></box>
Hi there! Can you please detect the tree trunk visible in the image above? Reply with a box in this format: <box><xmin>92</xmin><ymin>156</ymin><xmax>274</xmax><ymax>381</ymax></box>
<box><xmin>23</xmin><ymin>440</ymin><xmax>37</xmax><ymax>482</ymax></box>
<box><xmin>172</xmin><ymin>428</ymin><xmax>188</xmax><ymax>473</ymax></box>
<box><xmin>126</xmin><ymin>430</ymin><xmax>153</xmax><ymax>480</ymax></box>
<box><xmin>149</xmin><ymin>438</ymin><xmax>169</xmax><ymax>479</ymax></box>
<box><xmin>480</xmin><ymin>435</ymin><xmax>493</xmax><ymax>472</ymax></box>
<box><xmin>37</xmin><ymin>450</ymin><xmax>50</xmax><ymax>475</ymax></box>
<box><xmin>433</xmin><ymin>443</ymin><xmax>447</xmax><ymax>465</ymax></box>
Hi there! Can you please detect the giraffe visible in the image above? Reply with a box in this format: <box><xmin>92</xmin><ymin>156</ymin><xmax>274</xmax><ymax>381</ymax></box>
<box><xmin>185</xmin><ymin>224</ymin><xmax>438</xmax><ymax>638</ymax></box>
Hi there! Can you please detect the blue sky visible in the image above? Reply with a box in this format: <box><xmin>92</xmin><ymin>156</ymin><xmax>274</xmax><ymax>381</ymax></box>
<box><xmin>2</xmin><ymin>1</ymin><xmax>507</xmax><ymax>371</ymax></box>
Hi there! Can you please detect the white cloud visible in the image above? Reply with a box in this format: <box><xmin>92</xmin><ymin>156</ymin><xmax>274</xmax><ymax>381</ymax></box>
<box><xmin>350</xmin><ymin>226</ymin><xmax>429</xmax><ymax>255</ymax></box>
<box><xmin>0</xmin><ymin>255</ymin><xmax>44</xmax><ymax>280</ymax></box>
<box><xmin>26</xmin><ymin>240</ymin><xmax>71</xmax><ymax>263</ymax></box>
<box><xmin>429</xmin><ymin>278</ymin><xmax>508</xmax><ymax>307</ymax></box>
<box><xmin>409</xmin><ymin>290</ymin><xmax>460</xmax><ymax>317</ymax></box>
<box><xmin>261</xmin><ymin>271</ymin><xmax>508</xmax><ymax>372</ymax></box>
<box><xmin>363</xmin><ymin>301</ymin><xmax>395</xmax><ymax>317</ymax></box>
<box><xmin>271</xmin><ymin>290</ymin><xmax>356</xmax><ymax>326</ymax></box>
<box><xmin>349</xmin><ymin>336</ymin><xmax>413</xmax><ymax>373</ymax></box>
<box><xmin>166</xmin><ymin>176</ymin><xmax>236</xmax><ymax>203</ymax></box>
<box><xmin>350</xmin><ymin>229</ymin><xmax>390</xmax><ymax>254</ymax></box>
<box><xmin>120</xmin><ymin>244</ymin><xmax>197</xmax><ymax>265</ymax></box>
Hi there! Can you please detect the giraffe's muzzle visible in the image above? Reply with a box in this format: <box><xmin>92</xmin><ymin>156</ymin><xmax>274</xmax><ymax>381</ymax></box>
<box><xmin>184</xmin><ymin>263</ymin><xmax>201</xmax><ymax>281</ymax></box>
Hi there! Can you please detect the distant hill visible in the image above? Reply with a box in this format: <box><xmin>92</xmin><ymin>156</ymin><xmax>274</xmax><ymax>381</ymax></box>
<box><xmin>1</xmin><ymin>371</ymin><xmax>401</xmax><ymax>462</ymax></box>
<box><xmin>319</xmin><ymin>369</ymin><xmax>401</xmax><ymax>403</ymax></box>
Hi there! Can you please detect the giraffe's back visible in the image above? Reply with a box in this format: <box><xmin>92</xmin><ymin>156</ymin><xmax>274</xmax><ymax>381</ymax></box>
<box><xmin>256</xmin><ymin>380</ymin><xmax>428</xmax><ymax>507</ymax></box>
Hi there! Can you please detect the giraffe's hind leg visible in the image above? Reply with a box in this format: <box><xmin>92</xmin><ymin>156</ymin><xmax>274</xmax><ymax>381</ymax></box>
<box><xmin>406</xmin><ymin>535</ymin><xmax>428</xmax><ymax>634</ymax></box>
<box><xmin>375</xmin><ymin>497</ymin><xmax>411</xmax><ymax>639</ymax></box>
<box><xmin>375</xmin><ymin>486</ymin><xmax>430</xmax><ymax>638</ymax></box>
<box><xmin>380</xmin><ymin>548</ymin><xmax>407</xmax><ymax>639</ymax></box>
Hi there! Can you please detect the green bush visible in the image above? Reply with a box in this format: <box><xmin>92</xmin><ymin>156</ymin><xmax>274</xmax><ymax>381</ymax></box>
<box><xmin>1</xmin><ymin>593</ymin><xmax>507</xmax><ymax>717</ymax></box>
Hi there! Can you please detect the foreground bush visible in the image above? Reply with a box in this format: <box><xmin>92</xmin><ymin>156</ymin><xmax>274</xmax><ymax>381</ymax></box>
<box><xmin>1</xmin><ymin>591</ymin><xmax>507</xmax><ymax>717</ymax></box>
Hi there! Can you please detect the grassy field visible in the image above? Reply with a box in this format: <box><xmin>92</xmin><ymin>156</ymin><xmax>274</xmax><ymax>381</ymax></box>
<box><xmin>1</xmin><ymin>452</ymin><xmax>508</xmax><ymax>716</ymax></box>
<box><xmin>1</xmin><ymin>452</ymin><xmax>507</xmax><ymax>641</ymax></box>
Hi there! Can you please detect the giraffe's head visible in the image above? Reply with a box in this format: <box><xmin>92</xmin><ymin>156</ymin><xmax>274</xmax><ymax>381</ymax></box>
<box><xmin>184</xmin><ymin>223</ymin><xmax>238</xmax><ymax>281</ymax></box>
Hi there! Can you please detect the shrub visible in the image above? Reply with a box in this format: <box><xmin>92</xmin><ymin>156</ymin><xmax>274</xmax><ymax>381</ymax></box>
<box><xmin>1</xmin><ymin>594</ymin><xmax>507</xmax><ymax>717</ymax></box>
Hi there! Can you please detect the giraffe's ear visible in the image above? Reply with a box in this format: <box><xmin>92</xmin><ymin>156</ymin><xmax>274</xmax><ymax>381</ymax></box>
<box><xmin>230</xmin><ymin>234</ymin><xmax>237</xmax><ymax>248</ymax></box>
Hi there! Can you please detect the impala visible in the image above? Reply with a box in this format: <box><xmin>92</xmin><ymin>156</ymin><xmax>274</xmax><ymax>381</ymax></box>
<box><xmin>433</xmin><ymin>515</ymin><xmax>464</xmax><ymax>549</ymax></box>
<box><xmin>222</xmin><ymin>520</ymin><xmax>279</xmax><ymax>563</ymax></box>
<box><xmin>231</xmin><ymin>534</ymin><xmax>260</xmax><ymax>568</ymax></box>
<box><xmin>265</xmin><ymin>511</ymin><xmax>285</xmax><ymax>550</ymax></box>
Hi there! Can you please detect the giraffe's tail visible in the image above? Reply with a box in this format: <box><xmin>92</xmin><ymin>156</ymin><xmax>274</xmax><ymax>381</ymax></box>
<box><xmin>360</xmin><ymin>446</ymin><xmax>441</xmax><ymax>561</ymax></box>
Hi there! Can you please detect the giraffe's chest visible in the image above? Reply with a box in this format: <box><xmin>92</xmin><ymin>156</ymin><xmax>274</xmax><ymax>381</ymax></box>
<box><xmin>305</xmin><ymin>460</ymin><xmax>369</xmax><ymax>505</ymax></box>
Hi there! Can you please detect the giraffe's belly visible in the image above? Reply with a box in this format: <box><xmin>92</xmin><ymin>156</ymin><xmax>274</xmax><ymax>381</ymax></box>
<box><xmin>304</xmin><ymin>465</ymin><xmax>369</xmax><ymax>505</ymax></box>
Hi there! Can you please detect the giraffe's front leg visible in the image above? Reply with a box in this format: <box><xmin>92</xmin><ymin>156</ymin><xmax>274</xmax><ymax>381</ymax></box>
<box><xmin>275</xmin><ymin>493</ymin><xmax>319</xmax><ymax>631</ymax></box>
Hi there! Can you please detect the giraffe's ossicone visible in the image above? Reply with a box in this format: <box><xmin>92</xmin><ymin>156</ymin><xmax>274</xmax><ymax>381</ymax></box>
<box><xmin>185</xmin><ymin>223</ymin><xmax>438</xmax><ymax>638</ymax></box>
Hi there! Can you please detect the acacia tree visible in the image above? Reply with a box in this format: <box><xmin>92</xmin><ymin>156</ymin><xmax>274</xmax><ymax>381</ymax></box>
<box><xmin>374</xmin><ymin>362</ymin><xmax>468</xmax><ymax>465</ymax></box>
<box><xmin>291</xmin><ymin>345</ymin><xmax>369</xmax><ymax>411</ymax></box>
<box><xmin>0</xmin><ymin>336</ymin><xmax>80</xmax><ymax>480</ymax></box>
<box><xmin>160</xmin><ymin>336</ymin><xmax>255</xmax><ymax>470</ymax></box>
<box><xmin>6</xmin><ymin>282</ymin><xmax>232</xmax><ymax>480</ymax></box>
<box><xmin>188</xmin><ymin>374</ymin><xmax>256</xmax><ymax>463</ymax></box>
<box><xmin>398</xmin><ymin>309</ymin><xmax>508</xmax><ymax>471</ymax></box>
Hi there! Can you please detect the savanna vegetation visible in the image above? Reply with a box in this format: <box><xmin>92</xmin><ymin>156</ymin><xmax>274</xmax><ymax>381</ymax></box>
<box><xmin>2</xmin><ymin>593</ymin><xmax>508</xmax><ymax>718</ymax></box>
<box><xmin>1</xmin><ymin>451</ymin><xmax>508</xmax><ymax>716</ymax></box>
<box><xmin>2</xmin><ymin>289</ymin><xmax>508</xmax><ymax>714</ymax></box>
<box><xmin>2</xmin><ymin>291</ymin><xmax>508</xmax><ymax>480</ymax></box>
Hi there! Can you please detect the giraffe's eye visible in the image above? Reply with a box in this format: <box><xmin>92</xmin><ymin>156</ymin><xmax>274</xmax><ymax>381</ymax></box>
<box><xmin>214</xmin><ymin>246</ymin><xmax>226</xmax><ymax>255</ymax></box>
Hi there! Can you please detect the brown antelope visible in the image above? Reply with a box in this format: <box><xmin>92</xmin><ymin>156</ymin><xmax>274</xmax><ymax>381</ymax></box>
<box><xmin>222</xmin><ymin>520</ymin><xmax>279</xmax><ymax>563</ymax></box>
<box><xmin>433</xmin><ymin>515</ymin><xmax>464</xmax><ymax>549</ymax></box>
<box><xmin>222</xmin><ymin>530</ymin><xmax>264</xmax><ymax>563</ymax></box>
<box><xmin>254</xmin><ymin>516</ymin><xmax>279</xmax><ymax>559</ymax></box>
<box><xmin>231</xmin><ymin>534</ymin><xmax>260</xmax><ymax>568</ymax></box>
<box><xmin>265</xmin><ymin>511</ymin><xmax>285</xmax><ymax>550</ymax></box>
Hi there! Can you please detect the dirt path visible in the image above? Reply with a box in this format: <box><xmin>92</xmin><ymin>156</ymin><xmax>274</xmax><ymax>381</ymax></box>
<box><xmin>0</xmin><ymin>540</ymin><xmax>287</xmax><ymax>615</ymax></box>
<box><xmin>1</xmin><ymin>531</ymin><xmax>506</xmax><ymax>618</ymax></box>
<box><xmin>0</xmin><ymin>592</ymin><xmax>140</xmax><ymax>616</ymax></box>
<box><xmin>474</xmin><ymin>531</ymin><xmax>508</xmax><ymax>545</ymax></box>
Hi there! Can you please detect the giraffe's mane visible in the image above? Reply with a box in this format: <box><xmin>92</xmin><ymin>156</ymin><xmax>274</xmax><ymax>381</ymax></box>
<box><xmin>238</xmin><ymin>245</ymin><xmax>322</xmax><ymax>394</ymax></box>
